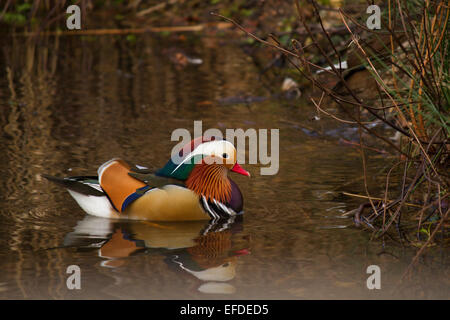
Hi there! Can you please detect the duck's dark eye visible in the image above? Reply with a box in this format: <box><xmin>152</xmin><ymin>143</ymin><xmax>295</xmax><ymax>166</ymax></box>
<box><xmin>222</xmin><ymin>153</ymin><xmax>229</xmax><ymax>159</ymax></box>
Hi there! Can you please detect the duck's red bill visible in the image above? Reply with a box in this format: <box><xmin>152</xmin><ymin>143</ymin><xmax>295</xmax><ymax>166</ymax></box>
<box><xmin>234</xmin><ymin>248</ymin><xmax>250</xmax><ymax>256</ymax></box>
<box><xmin>231</xmin><ymin>163</ymin><xmax>250</xmax><ymax>177</ymax></box>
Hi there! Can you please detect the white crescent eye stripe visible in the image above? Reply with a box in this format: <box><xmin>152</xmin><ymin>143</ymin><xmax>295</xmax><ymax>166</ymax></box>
<box><xmin>171</xmin><ymin>140</ymin><xmax>235</xmax><ymax>174</ymax></box>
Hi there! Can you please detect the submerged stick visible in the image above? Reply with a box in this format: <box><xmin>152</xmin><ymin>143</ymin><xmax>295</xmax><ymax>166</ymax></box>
<box><xmin>341</xmin><ymin>192</ymin><xmax>422</xmax><ymax>208</ymax></box>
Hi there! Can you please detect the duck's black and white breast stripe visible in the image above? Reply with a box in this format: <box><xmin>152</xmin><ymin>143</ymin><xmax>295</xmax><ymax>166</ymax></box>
<box><xmin>200</xmin><ymin>196</ymin><xmax>237</xmax><ymax>220</ymax></box>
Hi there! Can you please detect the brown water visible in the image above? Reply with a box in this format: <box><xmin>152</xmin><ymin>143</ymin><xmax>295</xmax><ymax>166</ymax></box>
<box><xmin>0</xmin><ymin>34</ymin><xmax>448</xmax><ymax>299</ymax></box>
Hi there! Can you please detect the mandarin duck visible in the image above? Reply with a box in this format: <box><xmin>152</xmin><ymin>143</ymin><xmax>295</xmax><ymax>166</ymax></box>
<box><xmin>43</xmin><ymin>137</ymin><xmax>250</xmax><ymax>221</ymax></box>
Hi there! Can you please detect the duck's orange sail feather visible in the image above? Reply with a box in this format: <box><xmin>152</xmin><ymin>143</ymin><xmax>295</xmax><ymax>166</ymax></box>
<box><xmin>99</xmin><ymin>159</ymin><xmax>147</xmax><ymax>213</ymax></box>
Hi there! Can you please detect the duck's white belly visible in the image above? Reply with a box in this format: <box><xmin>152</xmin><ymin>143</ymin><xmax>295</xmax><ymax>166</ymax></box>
<box><xmin>67</xmin><ymin>190</ymin><xmax>120</xmax><ymax>219</ymax></box>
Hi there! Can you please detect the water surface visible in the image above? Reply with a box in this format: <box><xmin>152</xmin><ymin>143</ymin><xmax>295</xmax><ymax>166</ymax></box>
<box><xmin>0</xmin><ymin>34</ymin><xmax>448</xmax><ymax>299</ymax></box>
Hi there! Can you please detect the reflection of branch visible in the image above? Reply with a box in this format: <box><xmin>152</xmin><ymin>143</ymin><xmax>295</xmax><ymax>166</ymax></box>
<box><xmin>210</xmin><ymin>12</ymin><xmax>299</xmax><ymax>59</ymax></box>
<box><xmin>399</xmin><ymin>206</ymin><xmax>449</xmax><ymax>283</ymax></box>
<box><xmin>311</xmin><ymin>92</ymin><xmax>377</xmax><ymax>125</ymax></box>
<box><xmin>342</xmin><ymin>192</ymin><xmax>422</xmax><ymax>208</ymax></box>
<box><xmin>0</xmin><ymin>0</ymin><xmax>12</xmax><ymax>22</ymax></box>
<box><xmin>136</xmin><ymin>0</ymin><xmax>179</xmax><ymax>17</ymax></box>
<box><xmin>280</xmin><ymin>25</ymin><xmax>357</xmax><ymax>37</ymax></box>
<box><xmin>17</xmin><ymin>23</ymin><xmax>232</xmax><ymax>36</ymax></box>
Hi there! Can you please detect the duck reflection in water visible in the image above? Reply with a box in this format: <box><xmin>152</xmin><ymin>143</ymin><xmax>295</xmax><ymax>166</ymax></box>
<box><xmin>64</xmin><ymin>215</ymin><xmax>249</xmax><ymax>294</ymax></box>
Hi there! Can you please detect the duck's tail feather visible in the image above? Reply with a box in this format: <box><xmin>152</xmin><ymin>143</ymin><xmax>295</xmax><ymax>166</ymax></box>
<box><xmin>42</xmin><ymin>174</ymin><xmax>105</xmax><ymax>197</ymax></box>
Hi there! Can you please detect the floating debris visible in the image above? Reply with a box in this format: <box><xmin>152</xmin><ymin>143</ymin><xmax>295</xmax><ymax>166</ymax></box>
<box><xmin>281</xmin><ymin>77</ymin><xmax>301</xmax><ymax>99</ymax></box>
